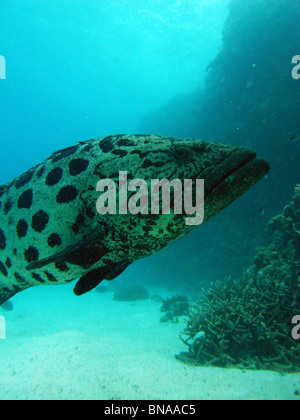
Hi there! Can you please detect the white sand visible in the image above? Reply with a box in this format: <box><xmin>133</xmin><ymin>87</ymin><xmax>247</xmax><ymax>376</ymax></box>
<box><xmin>0</xmin><ymin>284</ymin><xmax>299</xmax><ymax>400</ymax></box>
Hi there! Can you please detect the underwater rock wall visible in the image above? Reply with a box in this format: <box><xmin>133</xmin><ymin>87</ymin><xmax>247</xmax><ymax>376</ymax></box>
<box><xmin>141</xmin><ymin>0</ymin><xmax>300</xmax><ymax>155</ymax></box>
<box><xmin>202</xmin><ymin>0</ymin><xmax>300</xmax><ymax>154</ymax></box>
<box><xmin>252</xmin><ymin>184</ymin><xmax>300</xmax><ymax>279</ymax></box>
<box><xmin>139</xmin><ymin>0</ymin><xmax>300</xmax><ymax>287</ymax></box>
<box><xmin>177</xmin><ymin>186</ymin><xmax>300</xmax><ymax>372</ymax></box>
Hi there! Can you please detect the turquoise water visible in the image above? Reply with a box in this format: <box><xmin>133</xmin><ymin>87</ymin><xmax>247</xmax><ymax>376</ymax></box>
<box><xmin>0</xmin><ymin>0</ymin><xmax>299</xmax><ymax>401</ymax></box>
<box><xmin>0</xmin><ymin>0</ymin><xmax>227</xmax><ymax>181</ymax></box>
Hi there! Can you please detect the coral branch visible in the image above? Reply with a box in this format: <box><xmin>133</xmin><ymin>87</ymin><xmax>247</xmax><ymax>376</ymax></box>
<box><xmin>177</xmin><ymin>186</ymin><xmax>300</xmax><ymax>373</ymax></box>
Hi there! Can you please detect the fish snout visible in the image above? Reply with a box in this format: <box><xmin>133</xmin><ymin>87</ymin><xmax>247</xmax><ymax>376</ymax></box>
<box><xmin>202</xmin><ymin>146</ymin><xmax>270</xmax><ymax>221</ymax></box>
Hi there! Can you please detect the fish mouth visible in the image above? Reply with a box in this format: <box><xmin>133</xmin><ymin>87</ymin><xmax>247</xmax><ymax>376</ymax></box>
<box><xmin>202</xmin><ymin>148</ymin><xmax>270</xmax><ymax>214</ymax></box>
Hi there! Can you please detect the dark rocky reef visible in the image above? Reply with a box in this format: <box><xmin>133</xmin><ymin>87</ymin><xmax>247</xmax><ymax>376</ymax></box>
<box><xmin>113</xmin><ymin>284</ymin><xmax>149</xmax><ymax>302</ymax></box>
<box><xmin>253</xmin><ymin>184</ymin><xmax>300</xmax><ymax>277</ymax></box>
<box><xmin>139</xmin><ymin>0</ymin><xmax>300</xmax><ymax>288</ymax></box>
<box><xmin>177</xmin><ymin>187</ymin><xmax>300</xmax><ymax>372</ymax></box>
<box><xmin>141</xmin><ymin>0</ymin><xmax>300</xmax><ymax>158</ymax></box>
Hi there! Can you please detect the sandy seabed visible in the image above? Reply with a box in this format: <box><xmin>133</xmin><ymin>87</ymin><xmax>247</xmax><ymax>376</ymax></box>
<box><xmin>0</xmin><ymin>284</ymin><xmax>299</xmax><ymax>400</ymax></box>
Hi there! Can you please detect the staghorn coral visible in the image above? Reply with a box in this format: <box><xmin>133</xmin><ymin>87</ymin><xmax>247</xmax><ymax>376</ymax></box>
<box><xmin>177</xmin><ymin>187</ymin><xmax>300</xmax><ymax>372</ymax></box>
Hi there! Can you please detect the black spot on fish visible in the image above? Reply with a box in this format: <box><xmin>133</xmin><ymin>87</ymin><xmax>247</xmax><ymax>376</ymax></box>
<box><xmin>13</xmin><ymin>248</ymin><xmax>17</xmax><ymax>256</ymax></box>
<box><xmin>100</xmin><ymin>137</ymin><xmax>114</xmax><ymax>153</ymax></box>
<box><xmin>32</xmin><ymin>210</ymin><xmax>49</xmax><ymax>233</ymax></box>
<box><xmin>131</xmin><ymin>150</ymin><xmax>150</xmax><ymax>159</ymax></box>
<box><xmin>32</xmin><ymin>272</ymin><xmax>46</xmax><ymax>283</ymax></box>
<box><xmin>46</xmin><ymin>167</ymin><xmax>63</xmax><ymax>186</ymax></box>
<box><xmin>153</xmin><ymin>161</ymin><xmax>166</xmax><ymax>168</ymax></box>
<box><xmin>94</xmin><ymin>164</ymin><xmax>106</xmax><ymax>178</ymax></box>
<box><xmin>0</xmin><ymin>229</ymin><xmax>6</xmax><ymax>251</ymax></box>
<box><xmin>0</xmin><ymin>261</ymin><xmax>8</xmax><ymax>277</ymax></box>
<box><xmin>56</xmin><ymin>185</ymin><xmax>78</xmax><ymax>204</ymax></box>
<box><xmin>117</xmin><ymin>139</ymin><xmax>133</xmax><ymax>147</ymax></box>
<box><xmin>15</xmin><ymin>170</ymin><xmax>34</xmax><ymax>189</ymax></box>
<box><xmin>14</xmin><ymin>272</ymin><xmax>28</xmax><ymax>287</ymax></box>
<box><xmin>69</xmin><ymin>159</ymin><xmax>89</xmax><ymax>176</ymax></box>
<box><xmin>109</xmin><ymin>172</ymin><xmax>120</xmax><ymax>179</ymax></box>
<box><xmin>102</xmin><ymin>258</ymin><xmax>112</xmax><ymax>265</ymax></box>
<box><xmin>36</xmin><ymin>166</ymin><xmax>46</xmax><ymax>179</ymax></box>
<box><xmin>86</xmin><ymin>206</ymin><xmax>95</xmax><ymax>219</ymax></box>
<box><xmin>51</xmin><ymin>145</ymin><xmax>79</xmax><ymax>163</ymax></box>
<box><xmin>142</xmin><ymin>159</ymin><xmax>152</xmax><ymax>169</ymax></box>
<box><xmin>82</xmin><ymin>144</ymin><xmax>93</xmax><ymax>153</ymax></box>
<box><xmin>5</xmin><ymin>258</ymin><xmax>12</xmax><ymax>269</ymax></box>
<box><xmin>72</xmin><ymin>214</ymin><xmax>85</xmax><ymax>234</ymax></box>
<box><xmin>17</xmin><ymin>219</ymin><xmax>28</xmax><ymax>238</ymax></box>
<box><xmin>112</xmin><ymin>150</ymin><xmax>127</xmax><ymax>158</ymax></box>
<box><xmin>48</xmin><ymin>233</ymin><xmax>62</xmax><ymax>248</ymax></box>
<box><xmin>44</xmin><ymin>271</ymin><xmax>57</xmax><ymax>282</ymax></box>
<box><xmin>4</xmin><ymin>199</ymin><xmax>13</xmax><ymax>215</ymax></box>
<box><xmin>55</xmin><ymin>262</ymin><xmax>70</xmax><ymax>272</ymax></box>
<box><xmin>166</xmin><ymin>223</ymin><xmax>175</xmax><ymax>234</ymax></box>
<box><xmin>18</xmin><ymin>189</ymin><xmax>33</xmax><ymax>209</ymax></box>
<box><xmin>24</xmin><ymin>246</ymin><xmax>39</xmax><ymax>263</ymax></box>
<box><xmin>134</xmin><ymin>244</ymin><xmax>146</xmax><ymax>251</ymax></box>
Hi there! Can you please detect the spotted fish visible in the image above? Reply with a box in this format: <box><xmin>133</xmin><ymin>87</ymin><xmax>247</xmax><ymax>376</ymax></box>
<box><xmin>0</xmin><ymin>135</ymin><xmax>270</xmax><ymax>305</ymax></box>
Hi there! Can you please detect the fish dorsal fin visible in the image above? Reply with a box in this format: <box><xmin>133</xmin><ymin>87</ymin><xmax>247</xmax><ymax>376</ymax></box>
<box><xmin>26</xmin><ymin>225</ymin><xmax>109</xmax><ymax>271</ymax></box>
<box><xmin>0</xmin><ymin>185</ymin><xmax>7</xmax><ymax>197</ymax></box>
<box><xmin>73</xmin><ymin>262</ymin><xmax>131</xmax><ymax>296</ymax></box>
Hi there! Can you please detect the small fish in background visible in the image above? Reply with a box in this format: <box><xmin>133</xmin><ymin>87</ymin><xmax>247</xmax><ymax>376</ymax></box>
<box><xmin>232</xmin><ymin>121</ymin><xmax>245</xmax><ymax>131</ymax></box>
<box><xmin>288</xmin><ymin>134</ymin><xmax>300</xmax><ymax>143</ymax></box>
<box><xmin>259</xmin><ymin>207</ymin><xmax>265</xmax><ymax>216</ymax></box>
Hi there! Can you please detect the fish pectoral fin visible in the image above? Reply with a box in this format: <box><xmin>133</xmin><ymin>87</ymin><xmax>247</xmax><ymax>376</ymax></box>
<box><xmin>26</xmin><ymin>242</ymin><xmax>108</xmax><ymax>271</ymax></box>
<box><xmin>73</xmin><ymin>268</ymin><xmax>104</xmax><ymax>296</ymax></box>
<box><xmin>105</xmin><ymin>262</ymin><xmax>131</xmax><ymax>281</ymax></box>
<box><xmin>26</xmin><ymin>226</ymin><xmax>109</xmax><ymax>271</ymax></box>
<box><xmin>73</xmin><ymin>262</ymin><xmax>131</xmax><ymax>296</ymax></box>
